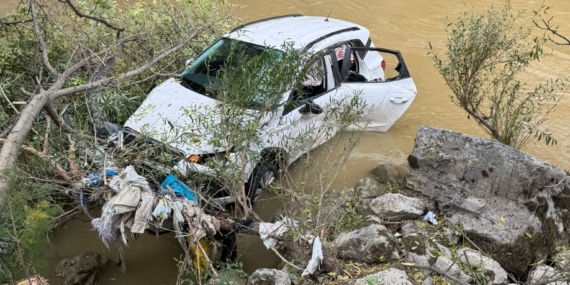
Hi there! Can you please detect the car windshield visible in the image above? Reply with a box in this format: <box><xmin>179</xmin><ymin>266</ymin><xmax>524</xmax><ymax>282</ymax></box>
<box><xmin>180</xmin><ymin>38</ymin><xmax>283</xmax><ymax>106</ymax></box>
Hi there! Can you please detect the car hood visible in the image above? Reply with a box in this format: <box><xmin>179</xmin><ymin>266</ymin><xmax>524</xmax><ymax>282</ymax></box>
<box><xmin>124</xmin><ymin>78</ymin><xmax>234</xmax><ymax>155</ymax></box>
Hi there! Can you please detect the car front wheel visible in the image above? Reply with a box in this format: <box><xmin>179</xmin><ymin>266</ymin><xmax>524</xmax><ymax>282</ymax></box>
<box><xmin>245</xmin><ymin>163</ymin><xmax>277</xmax><ymax>204</ymax></box>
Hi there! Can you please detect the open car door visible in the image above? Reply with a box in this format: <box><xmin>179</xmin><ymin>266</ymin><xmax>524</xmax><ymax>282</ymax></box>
<box><xmin>337</xmin><ymin>46</ymin><xmax>417</xmax><ymax>132</ymax></box>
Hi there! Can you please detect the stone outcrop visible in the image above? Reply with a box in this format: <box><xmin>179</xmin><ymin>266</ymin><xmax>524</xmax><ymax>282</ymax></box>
<box><xmin>334</xmin><ymin>224</ymin><xmax>398</xmax><ymax>264</ymax></box>
<box><xmin>402</xmin><ymin>126</ymin><xmax>570</xmax><ymax>276</ymax></box>
<box><xmin>55</xmin><ymin>251</ymin><xmax>108</xmax><ymax>285</ymax></box>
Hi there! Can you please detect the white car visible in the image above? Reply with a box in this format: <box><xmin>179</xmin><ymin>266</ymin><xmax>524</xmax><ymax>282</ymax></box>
<box><xmin>121</xmin><ymin>15</ymin><xmax>417</xmax><ymax>204</ymax></box>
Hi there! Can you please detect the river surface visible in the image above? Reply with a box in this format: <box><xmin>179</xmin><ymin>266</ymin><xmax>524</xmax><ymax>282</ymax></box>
<box><xmin>2</xmin><ymin>0</ymin><xmax>570</xmax><ymax>283</ymax></box>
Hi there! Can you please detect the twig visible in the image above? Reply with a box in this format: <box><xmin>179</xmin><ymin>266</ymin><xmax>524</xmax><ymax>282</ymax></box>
<box><xmin>0</xmin><ymin>85</ymin><xmax>19</xmax><ymax>114</ymax></box>
<box><xmin>0</xmin><ymin>18</ymin><xmax>33</xmax><ymax>26</ymax></box>
<box><xmin>271</xmin><ymin>247</ymin><xmax>303</xmax><ymax>271</ymax></box>
<box><xmin>42</xmin><ymin>116</ymin><xmax>50</xmax><ymax>155</ymax></box>
<box><xmin>0</xmin><ymin>138</ymin><xmax>72</xmax><ymax>181</ymax></box>
<box><xmin>401</xmin><ymin>263</ymin><xmax>469</xmax><ymax>285</ymax></box>
<box><xmin>57</xmin><ymin>0</ymin><xmax>125</xmax><ymax>37</ymax></box>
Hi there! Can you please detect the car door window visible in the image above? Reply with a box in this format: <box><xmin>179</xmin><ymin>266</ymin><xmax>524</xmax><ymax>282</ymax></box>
<box><xmin>283</xmin><ymin>55</ymin><xmax>334</xmax><ymax>114</ymax></box>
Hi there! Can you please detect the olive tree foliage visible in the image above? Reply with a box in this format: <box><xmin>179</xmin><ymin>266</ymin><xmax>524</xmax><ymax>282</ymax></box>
<box><xmin>428</xmin><ymin>1</ymin><xmax>567</xmax><ymax>149</ymax></box>
<box><xmin>0</xmin><ymin>0</ymin><xmax>235</xmax><ymax>280</ymax></box>
<box><xmin>0</xmin><ymin>0</ymin><xmax>235</xmax><ymax>214</ymax></box>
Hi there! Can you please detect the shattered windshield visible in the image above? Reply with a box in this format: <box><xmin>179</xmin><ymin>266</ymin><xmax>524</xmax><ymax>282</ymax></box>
<box><xmin>180</xmin><ymin>38</ymin><xmax>283</xmax><ymax>108</ymax></box>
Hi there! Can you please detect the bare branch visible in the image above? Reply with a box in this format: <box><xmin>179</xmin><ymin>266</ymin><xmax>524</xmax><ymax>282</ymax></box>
<box><xmin>0</xmin><ymin>138</ymin><xmax>72</xmax><ymax>181</ymax></box>
<box><xmin>0</xmin><ymin>18</ymin><xmax>33</xmax><ymax>26</ymax></box>
<box><xmin>533</xmin><ymin>17</ymin><xmax>570</xmax><ymax>46</ymax></box>
<box><xmin>50</xmin><ymin>25</ymin><xmax>209</xmax><ymax>99</ymax></box>
<box><xmin>43</xmin><ymin>99</ymin><xmax>75</xmax><ymax>132</ymax></box>
<box><xmin>57</xmin><ymin>0</ymin><xmax>125</xmax><ymax>37</ymax></box>
<box><xmin>30</xmin><ymin>0</ymin><xmax>58</xmax><ymax>77</ymax></box>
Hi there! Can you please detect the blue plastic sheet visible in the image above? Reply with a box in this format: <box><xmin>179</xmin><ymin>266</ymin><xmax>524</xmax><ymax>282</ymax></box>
<box><xmin>423</xmin><ymin>211</ymin><xmax>438</xmax><ymax>225</ymax></box>
<box><xmin>160</xmin><ymin>174</ymin><xmax>197</xmax><ymax>202</ymax></box>
<box><xmin>84</xmin><ymin>164</ymin><xmax>119</xmax><ymax>187</ymax></box>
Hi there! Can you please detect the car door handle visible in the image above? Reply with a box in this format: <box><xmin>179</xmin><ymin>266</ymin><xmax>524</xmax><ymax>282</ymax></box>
<box><xmin>389</xmin><ymin>97</ymin><xmax>409</xmax><ymax>104</ymax></box>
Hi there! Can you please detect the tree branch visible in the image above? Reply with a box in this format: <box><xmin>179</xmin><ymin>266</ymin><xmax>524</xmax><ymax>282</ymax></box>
<box><xmin>533</xmin><ymin>17</ymin><xmax>570</xmax><ymax>46</ymax></box>
<box><xmin>57</xmin><ymin>0</ymin><xmax>125</xmax><ymax>37</ymax></box>
<box><xmin>30</xmin><ymin>0</ymin><xmax>58</xmax><ymax>77</ymax></box>
<box><xmin>0</xmin><ymin>19</ymin><xmax>33</xmax><ymax>26</ymax></box>
<box><xmin>50</xmin><ymin>27</ymin><xmax>207</xmax><ymax>99</ymax></box>
<box><xmin>0</xmin><ymin>138</ymin><xmax>72</xmax><ymax>181</ymax></box>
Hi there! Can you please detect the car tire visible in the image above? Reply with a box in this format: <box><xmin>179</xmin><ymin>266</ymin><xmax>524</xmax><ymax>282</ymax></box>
<box><xmin>245</xmin><ymin>163</ymin><xmax>277</xmax><ymax>204</ymax></box>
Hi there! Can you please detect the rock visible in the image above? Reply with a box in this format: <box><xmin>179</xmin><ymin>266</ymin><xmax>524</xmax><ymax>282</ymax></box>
<box><xmin>528</xmin><ymin>265</ymin><xmax>563</xmax><ymax>285</ymax></box>
<box><xmin>355</xmin><ymin>177</ymin><xmax>389</xmax><ymax>199</ymax></box>
<box><xmin>335</xmin><ymin>224</ymin><xmax>398</xmax><ymax>264</ymax></box>
<box><xmin>355</xmin><ymin>177</ymin><xmax>389</xmax><ymax>214</ymax></box>
<box><xmin>443</xmin><ymin>225</ymin><xmax>461</xmax><ymax>245</ymax></box>
<box><xmin>370</xmin><ymin>193</ymin><xmax>427</xmax><ymax>221</ymax></box>
<box><xmin>352</xmin><ymin>268</ymin><xmax>412</xmax><ymax>285</ymax></box>
<box><xmin>406</xmin><ymin>252</ymin><xmax>431</xmax><ymax>275</ymax></box>
<box><xmin>400</xmin><ymin>222</ymin><xmax>429</xmax><ymax>237</ymax></box>
<box><xmin>247</xmin><ymin>269</ymin><xmax>297</xmax><ymax>285</ymax></box>
<box><xmin>371</xmin><ymin>163</ymin><xmax>400</xmax><ymax>186</ymax></box>
<box><xmin>433</xmin><ymin>256</ymin><xmax>473</xmax><ymax>284</ymax></box>
<box><xmin>207</xmin><ymin>268</ymin><xmax>247</xmax><ymax>285</ymax></box>
<box><xmin>422</xmin><ymin>277</ymin><xmax>435</xmax><ymax>285</ymax></box>
<box><xmin>402</xmin><ymin>233</ymin><xmax>429</xmax><ymax>256</ymax></box>
<box><xmin>55</xmin><ymin>251</ymin><xmax>108</xmax><ymax>285</ymax></box>
<box><xmin>456</xmin><ymin>248</ymin><xmax>508</xmax><ymax>285</ymax></box>
<box><xmin>434</xmin><ymin>243</ymin><xmax>452</xmax><ymax>260</ymax></box>
<box><xmin>553</xmin><ymin>249</ymin><xmax>570</xmax><ymax>271</ymax></box>
<box><xmin>402</xmin><ymin>126</ymin><xmax>570</xmax><ymax>276</ymax></box>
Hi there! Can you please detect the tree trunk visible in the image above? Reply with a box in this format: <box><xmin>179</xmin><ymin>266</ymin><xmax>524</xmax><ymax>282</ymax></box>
<box><xmin>0</xmin><ymin>93</ymin><xmax>50</xmax><ymax>213</ymax></box>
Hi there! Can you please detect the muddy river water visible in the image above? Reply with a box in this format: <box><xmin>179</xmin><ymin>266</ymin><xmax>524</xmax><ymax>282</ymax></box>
<box><xmin>2</xmin><ymin>0</ymin><xmax>570</xmax><ymax>283</ymax></box>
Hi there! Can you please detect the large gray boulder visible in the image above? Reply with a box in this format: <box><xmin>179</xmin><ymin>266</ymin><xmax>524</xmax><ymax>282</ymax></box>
<box><xmin>334</xmin><ymin>224</ymin><xmax>398</xmax><ymax>264</ymax></box>
<box><xmin>55</xmin><ymin>251</ymin><xmax>108</xmax><ymax>285</ymax></box>
<box><xmin>402</xmin><ymin>126</ymin><xmax>570</xmax><ymax>276</ymax></box>
<box><xmin>370</xmin><ymin>193</ymin><xmax>428</xmax><ymax>221</ymax></box>
<box><xmin>456</xmin><ymin>248</ymin><xmax>508</xmax><ymax>285</ymax></box>
<box><xmin>247</xmin><ymin>269</ymin><xmax>297</xmax><ymax>285</ymax></box>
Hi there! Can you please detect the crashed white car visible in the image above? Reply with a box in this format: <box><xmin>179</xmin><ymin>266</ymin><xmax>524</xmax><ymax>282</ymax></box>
<box><xmin>121</xmin><ymin>15</ymin><xmax>417</xmax><ymax>204</ymax></box>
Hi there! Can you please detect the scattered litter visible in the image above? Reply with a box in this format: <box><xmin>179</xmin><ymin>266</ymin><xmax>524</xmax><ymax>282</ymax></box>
<box><xmin>92</xmin><ymin>165</ymin><xmax>219</xmax><ymax>251</ymax></box>
<box><xmin>259</xmin><ymin>217</ymin><xmax>298</xmax><ymax>249</ymax></box>
<box><xmin>394</xmin><ymin>232</ymin><xmax>402</xmax><ymax>237</ymax></box>
<box><xmin>161</xmin><ymin>174</ymin><xmax>197</xmax><ymax>202</ymax></box>
<box><xmin>423</xmin><ymin>211</ymin><xmax>438</xmax><ymax>225</ymax></box>
<box><xmin>152</xmin><ymin>197</ymin><xmax>172</xmax><ymax>227</ymax></box>
<box><xmin>302</xmin><ymin>236</ymin><xmax>323</xmax><ymax>276</ymax></box>
<box><xmin>83</xmin><ymin>163</ymin><xmax>119</xmax><ymax>187</ymax></box>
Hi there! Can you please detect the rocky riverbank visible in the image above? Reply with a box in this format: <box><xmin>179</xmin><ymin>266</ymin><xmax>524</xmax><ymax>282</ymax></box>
<box><xmin>50</xmin><ymin>125</ymin><xmax>570</xmax><ymax>284</ymax></box>
<box><xmin>245</xmin><ymin>126</ymin><xmax>570</xmax><ymax>285</ymax></box>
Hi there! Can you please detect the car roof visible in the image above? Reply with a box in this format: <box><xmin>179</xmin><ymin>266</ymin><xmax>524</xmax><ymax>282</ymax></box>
<box><xmin>225</xmin><ymin>15</ymin><xmax>369</xmax><ymax>51</ymax></box>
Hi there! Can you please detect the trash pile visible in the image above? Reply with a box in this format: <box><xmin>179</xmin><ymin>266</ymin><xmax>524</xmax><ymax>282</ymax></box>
<box><xmin>90</xmin><ymin>166</ymin><xmax>219</xmax><ymax>264</ymax></box>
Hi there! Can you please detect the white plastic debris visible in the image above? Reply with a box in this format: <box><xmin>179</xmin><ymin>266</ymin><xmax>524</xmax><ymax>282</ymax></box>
<box><xmin>302</xmin><ymin>236</ymin><xmax>323</xmax><ymax>276</ymax></box>
<box><xmin>152</xmin><ymin>197</ymin><xmax>172</xmax><ymax>227</ymax></box>
<box><xmin>423</xmin><ymin>211</ymin><xmax>438</xmax><ymax>225</ymax></box>
<box><xmin>259</xmin><ymin>217</ymin><xmax>298</xmax><ymax>249</ymax></box>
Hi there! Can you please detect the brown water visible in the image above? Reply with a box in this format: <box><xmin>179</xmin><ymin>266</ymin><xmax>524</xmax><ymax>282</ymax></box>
<box><xmin>3</xmin><ymin>0</ymin><xmax>570</xmax><ymax>283</ymax></box>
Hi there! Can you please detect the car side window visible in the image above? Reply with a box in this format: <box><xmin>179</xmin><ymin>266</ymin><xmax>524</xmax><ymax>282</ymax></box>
<box><xmin>329</xmin><ymin>44</ymin><xmax>368</xmax><ymax>83</ymax></box>
<box><xmin>283</xmin><ymin>56</ymin><xmax>333</xmax><ymax>115</ymax></box>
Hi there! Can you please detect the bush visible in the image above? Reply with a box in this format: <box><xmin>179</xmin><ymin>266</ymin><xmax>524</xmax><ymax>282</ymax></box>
<box><xmin>428</xmin><ymin>1</ymin><xmax>567</xmax><ymax>149</ymax></box>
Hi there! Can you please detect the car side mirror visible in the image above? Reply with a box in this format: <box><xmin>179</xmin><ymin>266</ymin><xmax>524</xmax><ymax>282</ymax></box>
<box><xmin>185</xmin><ymin>58</ymin><xmax>195</xmax><ymax>66</ymax></box>
<box><xmin>299</xmin><ymin>100</ymin><xmax>323</xmax><ymax>115</ymax></box>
